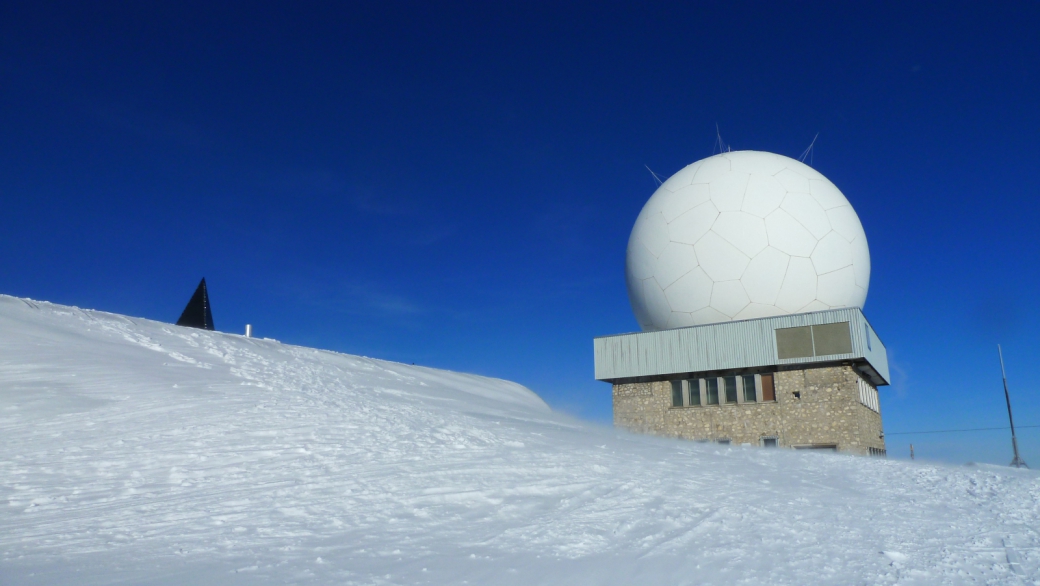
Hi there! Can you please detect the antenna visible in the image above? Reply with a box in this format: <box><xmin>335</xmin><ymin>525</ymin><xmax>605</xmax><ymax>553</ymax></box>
<box><xmin>998</xmin><ymin>344</ymin><xmax>1028</xmax><ymax>468</ymax></box>
<box><xmin>798</xmin><ymin>133</ymin><xmax>819</xmax><ymax>166</ymax></box>
<box><xmin>644</xmin><ymin>165</ymin><xmax>664</xmax><ymax>186</ymax></box>
<box><xmin>713</xmin><ymin>124</ymin><xmax>730</xmax><ymax>154</ymax></box>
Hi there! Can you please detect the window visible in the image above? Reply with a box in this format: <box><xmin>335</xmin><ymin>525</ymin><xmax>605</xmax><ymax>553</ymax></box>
<box><xmin>705</xmin><ymin>378</ymin><xmax>719</xmax><ymax>405</ymax></box>
<box><xmin>776</xmin><ymin>326</ymin><xmax>813</xmax><ymax>358</ymax></box>
<box><xmin>716</xmin><ymin>438</ymin><xmax>731</xmax><ymax>445</ymax></box>
<box><xmin>761</xmin><ymin>437</ymin><xmax>778</xmax><ymax>448</ymax></box>
<box><xmin>858</xmin><ymin>378</ymin><xmax>879</xmax><ymax>413</ymax></box>
<box><xmin>812</xmin><ymin>322</ymin><xmax>853</xmax><ymax>355</ymax></box>
<box><xmin>742</xmin><ymin>374</ymin><xmax>757</xmax><ymax>403</ymax></box>
<box><xmin>723</xmin><ymin>376</ymin><xmax>738</xmax><ymax>404</ymax></box>
<box><xmin>761</xmin><ymin>373</ymin><xmax>775</xmax><ymax>402</ymax></box>
<box><xmin>688</xmin><ymin>379</ymin><xmax>701</xmax><ymax>406</ymax></box>
<box><xmin>775</xmin><ymin>322</ymin><xmax>853</xmax><ymax>359</ymax></box>
<box><xmin>672</xmin><ymin>375</ymin><xmax>771</xmax><ymax>407</ymax></box>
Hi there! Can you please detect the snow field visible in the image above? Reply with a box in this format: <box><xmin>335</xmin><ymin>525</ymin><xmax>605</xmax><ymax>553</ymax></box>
<box><xmin>1</xmin><ymin>295</ymin><xmax>1038</xmax><ymax>585</ymax></box>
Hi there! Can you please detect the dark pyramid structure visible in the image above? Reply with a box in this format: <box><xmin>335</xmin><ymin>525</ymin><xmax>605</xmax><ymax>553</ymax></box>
<box><xmin>176</xmin><ymin>278</ymin><xmax>214</xmax><ymax>330</ymax></box>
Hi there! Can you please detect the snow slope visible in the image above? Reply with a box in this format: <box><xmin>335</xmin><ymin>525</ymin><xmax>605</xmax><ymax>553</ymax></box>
<box><xmin>1</xmin><ymin>295</ymin><xmax>1038</xmax><ymax>585</ymax></box>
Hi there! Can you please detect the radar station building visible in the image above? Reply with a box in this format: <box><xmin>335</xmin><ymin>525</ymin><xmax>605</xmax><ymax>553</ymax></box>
<box><xmin>594</xmin><ymin>308</ymin><xmax>888</xmax><ymax>454</ymax></box>
<box><xmin>599</xmin><ymin>150</ymin><xmax>889</xmax><ymax>455</ymax></box>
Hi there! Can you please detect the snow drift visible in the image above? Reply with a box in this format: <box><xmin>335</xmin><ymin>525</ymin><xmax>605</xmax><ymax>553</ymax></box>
<box><xmin>1</xmin><ymin>295</ymin><xmax>1037</xmax><ymax>585</ymax></box>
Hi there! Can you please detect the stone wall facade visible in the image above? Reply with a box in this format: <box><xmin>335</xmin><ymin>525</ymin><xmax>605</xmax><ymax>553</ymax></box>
<box><xmin>612</xmin><ymin>365</ymin><xmax>885</xmax><ymax>455</ymax></box>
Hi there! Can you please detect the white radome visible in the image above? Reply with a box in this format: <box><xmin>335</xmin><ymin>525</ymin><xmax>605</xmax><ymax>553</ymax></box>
<box><xmin>626</xmin><ymin>150</ymin><xmax>870</xmax><ymax>331</ymax></box>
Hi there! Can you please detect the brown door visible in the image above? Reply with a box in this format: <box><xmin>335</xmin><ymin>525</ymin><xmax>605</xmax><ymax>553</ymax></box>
<box><xmin>761</xmin><ymin>373</ymin><xmax>775</xmax><ymax>402</ymax></box>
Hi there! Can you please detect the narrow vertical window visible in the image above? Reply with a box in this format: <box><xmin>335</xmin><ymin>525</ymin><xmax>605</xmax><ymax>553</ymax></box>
<box><xmin>761</xmin><ymin>373</ymin><xmax>775</xmax><ymax>402</ymax></box>
<box><xmin>689</xmin><ymin>379</ymin><xmax>701</xmax><ymax>406</ymax></box>
<box><xmin>705</xmin><ymin>378</ymin><xmax>719</xmax><ymax>405</ymax></box>
<box><xmin>671</xmin><ymin>380</ymin><xmax>683</xmax><ymax>407</ymax></box>
<box><xmin>723</xmin><ymin>376</ymin><xmax>737</xmax><ymax>404</ymax></box>
<box><xmin>742</xmin><ymin>374</ymin><xmax>757</xmax><ymax>403</ymax></box>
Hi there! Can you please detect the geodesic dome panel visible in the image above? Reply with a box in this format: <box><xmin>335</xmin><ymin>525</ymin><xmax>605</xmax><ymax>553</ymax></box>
<box><xmin>625</xmin><ymin>151</ymin><xmax>869</xmax><ymax>331</ymax></box>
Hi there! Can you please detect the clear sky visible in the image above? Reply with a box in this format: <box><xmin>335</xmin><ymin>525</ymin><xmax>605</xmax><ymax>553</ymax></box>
<box><xmin>2</xmin><ymin>2</ymin><xmax>1039</xmax><ymax>466</ymax></box>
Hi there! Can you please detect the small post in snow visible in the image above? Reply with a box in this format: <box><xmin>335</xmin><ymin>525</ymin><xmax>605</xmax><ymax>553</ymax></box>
<box><xmin>245</xmin><ymin>324</ymin><xmax>253</xmax><ymax>338</ymax></box>
<box><xmin>910</xmin><ymin>444</ymin><xmax>914</xmax><ymax>460</ymax></box>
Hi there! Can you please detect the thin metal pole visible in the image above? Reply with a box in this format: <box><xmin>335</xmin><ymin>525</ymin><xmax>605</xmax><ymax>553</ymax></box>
<box><xmin>998</xmin><ymin>345</ymin><xmax>1028</xmax><ymax>468</ymax></box>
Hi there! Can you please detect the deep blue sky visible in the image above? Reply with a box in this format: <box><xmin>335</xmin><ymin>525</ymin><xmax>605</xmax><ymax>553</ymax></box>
<box><xmin>3</xmin><ymin>2</ymin><xmax>1039</xmax><ymax>465</ymax></box>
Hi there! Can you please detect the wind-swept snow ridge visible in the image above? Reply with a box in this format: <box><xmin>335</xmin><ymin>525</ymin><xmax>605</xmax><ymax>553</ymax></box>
<box><xmin>1</xmin><ymin>295</ymin><xmax>1038</xmax><ymax>585</ymax></box>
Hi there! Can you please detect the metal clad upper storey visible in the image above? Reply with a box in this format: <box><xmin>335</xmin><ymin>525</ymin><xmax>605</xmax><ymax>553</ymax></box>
<box><xmin>594</xmin><ymin>308</ymin><xmax>889</xmax><ymax>386</ymax></box>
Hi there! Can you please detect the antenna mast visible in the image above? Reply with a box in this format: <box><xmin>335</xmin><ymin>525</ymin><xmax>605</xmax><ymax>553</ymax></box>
<box><xmin>644</xmin><ymin>165</ymin><xmax>664</xmax><ymax>186</ymax></box>
<box><xmin>713</xmin><ymin>124</ymin><xmax>730</xmax><ymax>154</ymax></box>
<box><xmin>799</xmin><ymin>133</ymin><xmax>819</xmax><ymax>166</ymax></box>
<box><xmin>998</xmin><ymin>344</ymin><xmax>1028</xmax><ymax>468</ymax></box>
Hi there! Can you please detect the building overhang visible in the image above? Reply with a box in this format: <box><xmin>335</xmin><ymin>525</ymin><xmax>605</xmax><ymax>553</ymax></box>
<box><xmin>594</xmin><ymin>308</ymin><xmax>889</xmax><ymax>387</ymax></box>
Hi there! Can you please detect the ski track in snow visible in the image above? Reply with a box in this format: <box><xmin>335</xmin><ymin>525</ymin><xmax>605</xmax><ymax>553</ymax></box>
<box><xmin>1</xmin><ymin>294</ymin><xmax>1038</xmax><ymax>585</ymax></box>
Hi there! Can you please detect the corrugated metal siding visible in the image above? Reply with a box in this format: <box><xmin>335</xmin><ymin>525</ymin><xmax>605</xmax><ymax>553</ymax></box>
<box><xmin>859</xmin><ymin>317</ymin><xmax>889</xmax><ymax>384</ymax></box>
<box><xmin>594</xmin><ymin>308</ymin><xmax>889</xmax><ymax>384</ymax></box>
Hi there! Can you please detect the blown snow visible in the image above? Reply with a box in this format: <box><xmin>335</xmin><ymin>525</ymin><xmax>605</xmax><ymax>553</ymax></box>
<box><xmin>1</xmin><ymin>295</ymin><xmax>1037</xmax><ymax>585</ymax></box>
